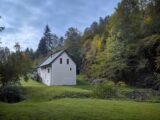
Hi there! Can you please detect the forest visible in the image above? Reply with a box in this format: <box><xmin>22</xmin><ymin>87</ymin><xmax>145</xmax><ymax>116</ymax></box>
<box><xmin>0</xmin><ymin>0</ymin><xmax>160</xmax><ymax>90</ymax></box>
<box><xmin>36</xmin><ymin>0</ymin><xmax>160</xmax><ymax>89</ymax></box>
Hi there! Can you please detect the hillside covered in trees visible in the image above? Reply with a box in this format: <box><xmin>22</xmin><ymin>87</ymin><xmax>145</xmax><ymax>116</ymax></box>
<box><xmin>0</xmin><ymin>0</ymin><xmax>160</xmax><ymax>90</ymax></box>
<box><xmin>81</xmin><ymin>0</ymin><xmax>160</xmax><ymax>89</ymax></box>
<box><xmin>34</xmin><ymin>0</ymin><xmax>160</xmax><ymax>89</ymax></box>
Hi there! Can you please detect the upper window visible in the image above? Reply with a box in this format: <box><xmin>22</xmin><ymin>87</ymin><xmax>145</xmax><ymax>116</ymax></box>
<box><xmin>60</xmin><ymin>58</ymin><xmax>62</xmax><ymax>64</ymax></box>
<box><xmin>67</xmin><ymin>59</ymin><xmax>69</xmax><ymax>64</ymax></box>
<box><xmin>48</xmin><ymin>68</ymin><xmax>50</xmax><ymax>73</ymax></box>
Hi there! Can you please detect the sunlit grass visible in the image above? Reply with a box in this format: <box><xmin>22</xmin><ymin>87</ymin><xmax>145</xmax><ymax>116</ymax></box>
<box><xmin>0</xmin><ymin>76</ymin><xmax>160</xmax><ymax>120</ymax></box>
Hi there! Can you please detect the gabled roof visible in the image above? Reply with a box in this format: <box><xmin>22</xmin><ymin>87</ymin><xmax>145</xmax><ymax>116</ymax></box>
<box><xmin>39</xmin><ymin>50</ymin><xmax>65</xmax><ymax>67</ymax></box>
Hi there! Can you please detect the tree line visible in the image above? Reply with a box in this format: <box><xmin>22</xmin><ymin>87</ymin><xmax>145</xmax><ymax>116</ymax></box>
<box><xmin>0</xmin><ymin>0</ymin><xmax>160</xmax><ymax>90</ymax></box>
<box><xmin>82</xmin><ymin>0</ymin><xmax>160</xmax><ymax>89</ymax></box>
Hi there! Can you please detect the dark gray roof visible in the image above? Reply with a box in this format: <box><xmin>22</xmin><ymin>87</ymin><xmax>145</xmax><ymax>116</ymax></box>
<box><xmin>39</xmin><ymin>50</ymin><xmax>65</xmax><ymax>67</ymax></box>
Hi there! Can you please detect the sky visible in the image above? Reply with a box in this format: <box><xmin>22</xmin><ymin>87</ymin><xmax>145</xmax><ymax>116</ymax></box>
<box><xmin>0</xmin><ymin>0</ymin><xmax>120</xmax><ymax>51</ymax></box>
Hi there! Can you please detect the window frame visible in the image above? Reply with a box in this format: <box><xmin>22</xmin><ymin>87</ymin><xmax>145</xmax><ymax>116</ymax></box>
<box><xmin>60</xmin><ymin>58</ymin><xmax>62</xmax><ymax>64</ymax></box>
<box><xmin>67</xmin><ymin>58</ymin><xmax>69</xmax><ymax>65</ymax></box>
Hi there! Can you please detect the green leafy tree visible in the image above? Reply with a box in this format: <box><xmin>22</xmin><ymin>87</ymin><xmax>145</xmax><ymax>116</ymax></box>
<box><xmin>0</xmin><ymin>44</ymin><xmax>32</xmax><ymax>86</ymax></box>
<box><xmin>64</xmin><ymin>27</ymin><xmax>82</xmax><ymax>72</ymax></box>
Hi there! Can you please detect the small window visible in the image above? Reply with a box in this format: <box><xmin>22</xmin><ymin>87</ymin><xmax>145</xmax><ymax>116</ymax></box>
<box><xmin>48</xmin><ymin>68</ymin><xmax>50</xmax><ymax>73</ymax></box>
<box><xmin>67</xmin><ymin>59</ymin><xmax>69</xmax><ymax>64</ymax></box>
<box><xmin>60</xmin><ymin>58</ymin><xmax>62</xmax><ymax>64</ymax></box>
<box><xmin>70</xmin><ymin>67</ymin><xmax>72</xmax><ymax>71</ymax></box>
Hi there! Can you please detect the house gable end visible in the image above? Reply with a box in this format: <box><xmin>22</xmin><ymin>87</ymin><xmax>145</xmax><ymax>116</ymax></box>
<box><xmin>39</xmin><ymin>50</ymin><xmax>76</xmax><ymax>68</ymax></box>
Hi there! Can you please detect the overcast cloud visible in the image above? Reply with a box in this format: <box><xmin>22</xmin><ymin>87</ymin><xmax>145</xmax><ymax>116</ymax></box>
<box><xmin>0</xmin><ymin>0</ymin><xmax>120</xmax><ymax>51</ymax></box>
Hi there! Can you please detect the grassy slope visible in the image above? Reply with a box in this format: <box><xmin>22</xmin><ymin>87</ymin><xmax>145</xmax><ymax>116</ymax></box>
<box><xmin>0</xmin><ymin>77</ymin><xmax>160</xmax><ymax>120</ymax></box>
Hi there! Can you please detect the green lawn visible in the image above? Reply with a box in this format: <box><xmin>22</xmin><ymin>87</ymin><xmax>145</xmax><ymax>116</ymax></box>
<box><xmin>0</xmin><ymin>77</ymin><xmax>160</xmax><ymax>120</ymax></box>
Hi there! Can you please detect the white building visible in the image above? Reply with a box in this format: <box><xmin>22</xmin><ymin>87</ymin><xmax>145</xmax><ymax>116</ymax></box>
<box><xmin>37</xmin><ymin>50</ymin><xmax>76</xmax><ymax>86</ymax></box>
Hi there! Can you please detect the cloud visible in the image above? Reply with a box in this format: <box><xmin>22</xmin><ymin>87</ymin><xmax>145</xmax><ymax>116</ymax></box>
<box><xmin>0</xmin><ymin>25</ymin><xmax>41</xmax><ymax>51</ymax></box>
<box><xmin>0</xmin><ymin>0</ymin><xmax>120</xmax><ymax>51</ymax></box>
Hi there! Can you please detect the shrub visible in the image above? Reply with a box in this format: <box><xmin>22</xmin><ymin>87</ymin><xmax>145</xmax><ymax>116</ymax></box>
<box><xmin>121</xmin><ymin>88</ymin><xmax>160</xmax><ymax>102</ymax></box>
<box><xmin>52</xmin><ymin>92</ymin><xmax>91</xmax><ymax>99</ymax></box>
<box><xmin>117</xmin><ymin>81</ymin><xmax>127</xmax><ymax>88</ymax></box>
<box><xmin>153</xmin><ymin>73</ymin><xmax>160</xmax><ymax>90</ymax></box>
<box><xmin>0</xmin><ymin>85</ymin><xmax>25</xmax><ymax>103</ymax></box>
<box><xmin>93</xmin><ymin>81</ymin><xmax>117</xmax><ymax>99</ymax></box>
<box><xmin>31</xmin><ymin>71</ymin><xmax>42</xmax><ymax>82</ymax></box>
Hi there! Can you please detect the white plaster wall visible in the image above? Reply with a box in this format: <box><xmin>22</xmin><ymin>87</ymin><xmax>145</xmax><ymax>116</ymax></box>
<box><xmin>51</xmin><ymin>52</ymin><xmax>76</xmax><ymax>85</ymax></box>
<box><xmin>38</xmin><ymin>66</ymin><xmax>51</xmax><ymax>86</ymax></box>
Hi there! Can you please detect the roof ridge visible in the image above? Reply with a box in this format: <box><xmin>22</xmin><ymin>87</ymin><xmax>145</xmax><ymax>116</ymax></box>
<box><xmin>39</xmin><ymin>50</ymin><xmax>65</xmax><ymax>67</ymax></box>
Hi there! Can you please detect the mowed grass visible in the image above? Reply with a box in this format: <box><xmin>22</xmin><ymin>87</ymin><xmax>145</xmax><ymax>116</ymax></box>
<box><xmin>0</xmin><ymin>76</ymin><xmax>160</xmax><ymax>120</ymax></box>
<box><xmin>20</xmin><ymin>76</ymin><xmax>92</xmax><ymax>102</ymax></box>
<box><xmin>1</xmin><ymin>99</ymin><xmax>160</xmax><ymax>120</ymax></box>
